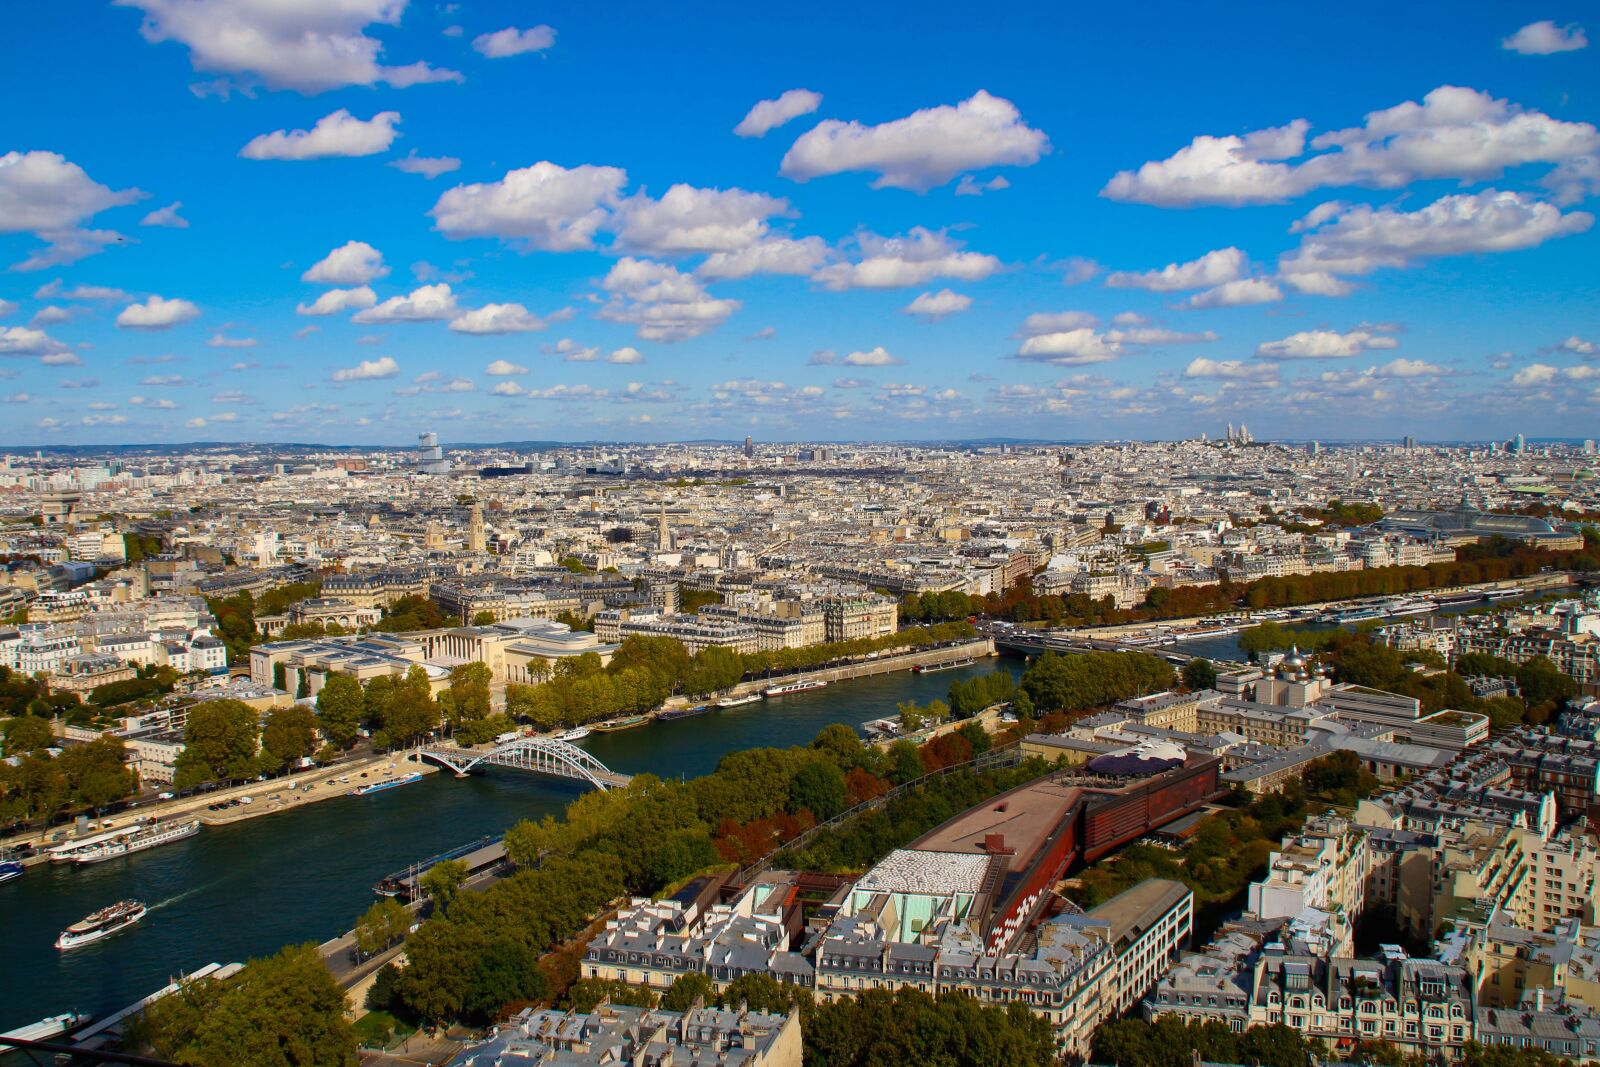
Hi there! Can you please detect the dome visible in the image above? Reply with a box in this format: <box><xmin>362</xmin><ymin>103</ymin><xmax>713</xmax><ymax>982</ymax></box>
<box><xmin>1087</xmin><ymin>740</ymin><xmax>1187</xmax><ymax>777</ymax></box>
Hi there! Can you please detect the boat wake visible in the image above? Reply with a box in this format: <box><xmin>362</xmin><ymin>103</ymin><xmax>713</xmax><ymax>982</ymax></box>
<box><xmin>148</xmin><ymin>878</ymin><xmax>225</xmax><ymax>911</ymax></box>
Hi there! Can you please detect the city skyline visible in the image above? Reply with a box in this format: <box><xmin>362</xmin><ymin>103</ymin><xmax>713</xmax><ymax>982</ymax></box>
<box><xmin>3</xmin><ymin>1</ymin><xmax>1599</xmax><ymax>446</ymax></box>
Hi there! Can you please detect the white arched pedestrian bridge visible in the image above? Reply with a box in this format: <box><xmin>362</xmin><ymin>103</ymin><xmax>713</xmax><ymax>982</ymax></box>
<box><xmin>418</xmin><ymin>737</ymin><xmax>633</xmax><ymax>791</ymax></box>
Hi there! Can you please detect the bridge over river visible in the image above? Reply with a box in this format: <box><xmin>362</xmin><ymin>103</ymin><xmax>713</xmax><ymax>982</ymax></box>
<box><xmin>418</xmin><ymin>736</ymin><xmax>634</xmax><ymax>791</ymax></box>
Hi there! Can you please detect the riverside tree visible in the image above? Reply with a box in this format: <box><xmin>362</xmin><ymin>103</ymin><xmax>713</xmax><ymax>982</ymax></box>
<box><xmin>313</xmin><ymin>674</ymin><xmax>363</xmax><ymax>749</ymax></box>
<box><xmin>173</xmin><ymin>699</ymin><xmax>261</xmax><ymax>788</ymax></box>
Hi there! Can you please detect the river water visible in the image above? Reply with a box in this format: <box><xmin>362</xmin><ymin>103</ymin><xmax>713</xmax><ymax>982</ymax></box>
<box><xmin>0</xmin><ymin>659</ymin><xmax>1021</xmax><ymax>1035</ymax></box>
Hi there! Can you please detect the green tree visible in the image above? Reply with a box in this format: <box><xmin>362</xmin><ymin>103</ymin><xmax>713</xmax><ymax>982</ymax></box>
<box><xmin>135</xmin><ymin>943</ymin><xmax>356</xmax><ymax>1067</ymax></box>
<box><xmin>887</xmin><ymin>739</ymin><xmax>924</xmax><ymax>785</ymax></box>
<box><xmin>2</xmin><ymin>714</ymin><xmax>55</xmax><ymax>756</ymax></box>
<box><xmin>567</xmin><ymin>978</ymin><xmax>655</xmax><ymax>1013</ymax></box>
<box><xmin>788</xmin><ymin>759</ymin><xmax>847</xmax><ymax>820</ymax></box>
<box><xmin>957</xmin><ymin>720</ymin><xmax>993</xmax><ymax>756</ymax></box>
<box><xmin>354</xmin><ymin>897</ymin><xmax>412</xmax><ymax>957</ymax></box>
<box><xmin>661</xmin><ymin>971</ymin><xmax>715</xmax><ymax>1011</ymax></box>
<box><xmin>1516</xmin><ymin>655</ymin><xmax>1577</xmax><ymax>706</ymax></box>
<box><xmin>471</xmin><ymin>610</ymin><xmax>497</xmax><ymax>626</ymax></box>
<box><xmin>1182</xmin><ymin>657</ymin><xmax>1218</xmax><ymax>691</ymax></box>
<box><xmin>174</xmin><ymin>699</ymin><xmax>260</xmax><ymax>788</ymax></box>
<box><xmin>420</xmin><ymin>859</ymin><xmax>469</xmax><ymax>911</ymax></box>
<box><xmin>314</xmin><ymin>674</ymin><xmax>364</xmax><ymax>749</ymax></box>
<box><xmin>260</xmin><ymin>705</ymin><xmax>316</xmax><ymax>770</ymax></box>
<box><xmin>717</xmin><ymin>973</ymin><xmax>801</xmax><ymax>1014</ymax></box>
<box><xmin>440</xmin><ymin>662</ymin><xmax>493</xmax><ymax>735</ymax></box>
<box><xmin>58</xmin><ymin>736</ymin><xmax>137</xmax><ymax>809</ymax></box>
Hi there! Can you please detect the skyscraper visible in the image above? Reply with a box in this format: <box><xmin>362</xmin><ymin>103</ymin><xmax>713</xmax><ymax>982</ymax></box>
<box><xmin>743</xmin><ymin>436</ymin><xmax>754</xmax><ymax>459</ymax></box>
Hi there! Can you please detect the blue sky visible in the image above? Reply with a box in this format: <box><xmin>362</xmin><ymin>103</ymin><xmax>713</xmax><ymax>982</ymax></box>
<box><xmin>2</xmin><ymin>1</ymin><xmax>1597</xmax><ymax>445</ymax></box>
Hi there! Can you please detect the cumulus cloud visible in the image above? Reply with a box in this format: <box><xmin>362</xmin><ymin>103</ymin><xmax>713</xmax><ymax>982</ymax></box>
<box><xmin>352</xmin><ymin>283</ymin><xmax>459</xmax><ymax>323</ymax></box>
<box><xmin>614</xmin><ymin>184</ymin><xmax>792</xmax><ymax>254</ymax></box>
<box><xmin>597</xmin><ymin>258</ymin><xmax>738</xmax><ymax>342</ymax></box>
<box><xmin>1256</xmin><ymin>328</ymin><xmax>1400</xmax><ymax>360</ymax></box>
<box><xmin>1184</xmin><ymin>358</ymin><xmax>1279</xmax><ymax>380</ymax></box>
<box><xmin>116</xmin><ymin>0</ymin><xmax>462</xmax><ymax>93</ymax></box>
<box><xmin>302</xmin><ymin>240</ymin><xmax>388</xmax><ymax>285</ymax></box>
<box><xmin>1559</xmin><ymin>336</ymin><xmax>1597</xmax><ymax>356</ymax></box>
<box><xmin>696</xmin><ymin>236</ymin><xmax>830</xmax><ymax>280</ymax></box>
<box><xmin>904</xmin><ymin>289</ymin><xmax>972</xmax><ymax>320</ymax></box>
<box><xmin>0</xmin><ymin>150</ymin><xmax>144</xmax><ymax>270</ymax></box>
<box><xmin>32</xmin><ymin>305</ymin><xmax>74</xmax><ymax>325</ymax></box>
<box><xmin>240</xmin><ymin>110</ymin><xmax>400</xmax><ymax>161</ymax></box>
<box><xmin>140</xmin><ymin>201</ymin><xmax>188</xmax><ymax>228</ymax></box>
<box><xmin>431</xmin><ymin>161</ymin><xmax>628</xmax><ymax>252</ymax></box>
<box><xmin>1375</xmin><ymin>358</ymin><xmax>1446</xmax><ymax>378</ymax></box>
<box><xmin>813</xmin><ymin>227</ymin><xmax>1000</xmax><ymax>290</ymax></box>
<box><xmin>841</xmin><ymin>346</ymin><xmax>902</xmax><ymax>366</ymax></box>
<box><xmin>473</xmin><ymin>25</ymin><xmax>557</xmax><ymax>58</ymax></box>
<box><xmin>1280</xmin><ymin>189</ymin><xmax>1593</xmax><ymax>277</ymax></box>
<box><xmin>607</xmin><ymin>346</ymin><xmax>645</xmax><ymax>364</ymax></box>
<box><xmin>780</xmin><ymin>90</ymin><xmax>1048</xmax><ymax>191</ymax></box>
<box><xmin>1108</xmin><ymin>86</ymin><xmax>1600</xmax><ymax>208</ymax></box>
<box><xmin>1016</xmin><ymin>328</ymin><xmax>1122</xmax><ymax>365</ymax></box>
<box><xmin>485</xmin><ymin>359</ymin><xmax>528</xmax><ymax>376</ymax></box>
<box><xmin>1182</xmin><ymin>278</ymin><xmax>1284</xmax><ymax>308</ymax></box>
<box><xmin>0</xmin><ymin>326</ymin><xmax>71</xmax><ymax>357</ymax></box>
<box><xmin>1020</xmin><ymin>311</ymin><xmax>1099</xmax><ymax>335</ymax></box>
<box><xmin>116</xmin><ymin>295</ymin><xmax>199</xmax><ymax>329</ymax></box>
<box><xmin>331</xmin><ymin>356</ymin><xmax>400</xmax><ymax>382</ymax></box>
<box><xmin>1106</xmin><ymin>247</ymin><xmax>1247</xmax><ymax>291</ymax></box>
<box><xmin>1280</xmin><ymin>271</ymin><xmax>1357</xmax><ymax>297</ymax></box>
<box><xmin>448</xmin><ymin>302</ymin><xmax>546</xmax><ymax>335</ymax></box>
<box><xmin>296</xmin><ymin>286</ymin><xmax>377</xmax><ymax>316</ymax></box>
<box><xmin>1503</xmin><ymin>20</ymin><xmax>1587</xmax><ymax>55</ymax></box>
<box><xmin>491</xmin><ymin>381</ymin><xmax>526</xmax><ymax>397</ymax></box>
<box><xmin>547</xmin><ymin>338</ymin><xmax>600</xmax><ymax>362</ymax></box>
<box><xmin>735</xmin><ymin>89</ymin><xmax>822</xmax><ymax>138</ymax></box>
<box><xmin>1512</xmin><ymin>363</ymin><xmax>1559</xmax><ymax>387</ymax></box>
<box><xmin>35</xmin><ymin>280</ymin><xmax>127</xmax><ymax>301</ymax></box>
<box><xmin>390</xmin><ymin>151</ymin><xmax>461</xmax><ymax>179</ymax></box>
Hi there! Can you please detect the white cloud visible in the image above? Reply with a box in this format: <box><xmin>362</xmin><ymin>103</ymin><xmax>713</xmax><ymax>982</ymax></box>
<box><xmin>2</xmin><ymin>393</ymin><xmax>29</xmax><ymax>403</ymax></box>
<box><xmin>352</xmin><ymin>283</ymin><xmax>458</xmax><ymax>324</ymax></box>
<box><xmin>1105</xmin><ymin>327</ymin><xmax>1217</xmax><ymax>345</ymax></box>
<box><xmin>116</xmin><ymin>0</ymin><xmax>462</xmax><ymax>93</ymax></box>
<box><xmin>0</xmin><ymin>299</ymin><xmax>15</xmax><ymax>318</ymax></box>
<box><xmin>1559</xmin><ymin>336</ymin><xmax>1597</xmax><ymax>356</ymax></box>
<box><xmin>0</xmin><ymin>326</ymin><xmax>71</xmax><ymax>357</ymax></box>
<box><xmin>780</xmin><ymin>90</ymin><xmax>1049</xmax><ymax>191</ymax></box>
<box><xmin>206</xmin><ymin>332</ymin><xmax>255</xmax><ymax>348</ymax></box>
<box><xmin>1016</xmin><ymin>328</ymin><xmax>1121</xmax><ymax>365</ymax></box>
<box><xmin>954</xmin><ymin>175</ymin><xmax>1010</xmax><ymax>196</ymax></box>
<box><xmin>697</xmin><ymin>236</ymin><xmax>830</xmax><ymax>280</ymax></box>
<box><xmin>34</xmin><ymin>280</ymin><xmax>127</xmax><ymax>301</ymax></box>
<box><xmin>140</xmin><ymin>201</ymin><xmax>188</xmax><ymax>228</ymax></box>
<box><xmin>302</xmin><ymin>240</ymin><xmax>388</xmax><ymax>285</ymax></box>
<box><xmin>1512</xmin><ymin>363</ymin><xmax>1559</xmax><ymax>387</ymax></box>
<box><xmin>547</xmin><ymin>338</ymin><xmax>600</xmax><ymax>362</ymax></box>
<box><xmin>331</xmin><ymin>356</ymin><xmax>400</xmax><ymax>382</ymax></box>
<box><xmin>1502</xmin><ymin>20</ymin><xmax>1587</xmax><ymax>55</ymax></box>
<box><xmin>1375</xmin><ymin>358</ymin><xmax>1446</xmax><ymax>378</ymax></box>
<box><xmin>597</xmin><ymin>258</ymin><xmax>738</xmax><ymax>342</ymax></box>
<box><xmin>116</xmin><ymin>295</ymin><xmax>199</xmax><ymax>329</ymax></box>
<box><xmin>139</xmin><ymin>374</ymin><xmax>185</xmax><ymax>386</ymax></box>
<box><xmin>449</xmin><ymin>302</ymin><xmax>545</xmax><ymax>335</ymax></box>
<box><xmin>42</xmin><ymin>353</ymin><xmax>83</xmax><ymax>366</ymax></box>
<box><xmin>0</xmin><ymin>150</ymin><xmax>143</xmax><ymax>270</ymax></box>
<box><xmin>1182</xmin><ymin>278</ymin><xmax>1284</xmax><ymax>308</ymax></box>
<box><xmin>296</xmin><ymin>286</ymin><xmax>377</xmax><ymax>316</ymax></box>
<box><xmin>607</xmin><ymin>346</ymin><xmax>645</xmax><ymax>364</ymax></box>
<box><xmin>1256</xmin><ymin>328</ymin><xmax>1400</xmax><ymax>359</ymax></box>
<box><xmin>390</xmin><ymin>151</ymin><xmax>461</xmax><ymax>179</ymax></box>
<box><xmin>1184</xmin><ymin>358</ymin><xmax>1278</xmax><ymax>380</ymax></box>
<box><xmin>1020</xmin><ymin>311</ymin><xmax>1099</xmax><ymax>335</ymax></box>
<box><xmin>614</xmin><ymin>184</ymin><xmax>792</xmax><ymax>254</ymax></box>
<box><xmin>842</xmin><ymin>347</ymin><xmax>902</xmax><ymax>367</ymax></box>
<box><xmin>735</xmin><ymin>89</ymin><xmax>822</xmax><ymax>138</ymax></box>
<box><xmin>1281</xmin><ymin>190</ymin><xmax>1593</xmax><ymax>277</ymax></box>
<box><xmin>431</xmin><ymin>161</ymin><xmax>628</xmax><ymax>251</ymax></box>
<box><xmin>1106</xmin><ymin>247</ymin><xmax>1246</xmax><ymax>291</ymax></box>
<box><xmin>813</xmin><ymin>227</ymin><xmax>1000</xmax><ymax>290</ymax></box>
<box><xmin>1280</xmin><ymin>271</ymin><xmax>1357</xmax><ymax>297</ymax></box>
<box><xmin>485</xmin><ymin>359</ymin><xmax>528</xmax><ymax>376</ymax></box>
<box><xmin>491</xmin><ymin>381</ymin><xmax>526</xmax><ymax>397</ymax></box>
<box><xmin>1104</xmin><ymin>86</ymin><xmax>1600</xmax><ymax>207</ymax></box>
<box><xmin>473</xmin><ymin>25</ymin><xmax>557</xmax><ymax>58</ymax></box>
<box><xmin>240</xmin><ymin>110</ymin><xmax>400</xmax><ymax>161</ymax></box>
<box><xmin>905</xmin><ymin>289</ymin><xmax>972</xmax><ymax>320</ymax></box>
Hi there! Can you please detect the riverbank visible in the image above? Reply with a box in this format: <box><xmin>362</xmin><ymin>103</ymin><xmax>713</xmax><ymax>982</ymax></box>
<box><xmin>1050</xmin><ymin>572</ymin><xmax>1579</xmax><ymax>641</ymax></box>
<box><xmin>713</xmin><ymin>637</ymin><xmax>996</xmax><ymax>700</ymax></box>
<box><xmin>0</xmin><ymin>751</ymin><xmax>442</xmax><ymax>862</ymax></box>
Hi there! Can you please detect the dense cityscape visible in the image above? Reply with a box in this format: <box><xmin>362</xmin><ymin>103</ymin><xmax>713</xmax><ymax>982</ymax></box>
<box><xmin>6</xmin><ymin>1</ymin><xmax>1600</xmax><ymax>1064</ymax></box>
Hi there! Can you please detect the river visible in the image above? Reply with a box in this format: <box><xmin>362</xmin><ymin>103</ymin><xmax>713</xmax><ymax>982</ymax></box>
<box><xmin>1170</xmin><ymin>587</ymin><xmax>1572</xmax><ymax>663</ymax></box>
<box><xmin>0</xmin><ymin>659</ymin><xmax>1022</xmax><ymax>1035</ymax></box>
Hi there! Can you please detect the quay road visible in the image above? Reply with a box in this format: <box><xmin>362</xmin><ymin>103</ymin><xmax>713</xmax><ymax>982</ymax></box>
<box><xmin>984</xmin><ymin>623</ymin><xmax>1206</xmax><ymax>666</ymax></box>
